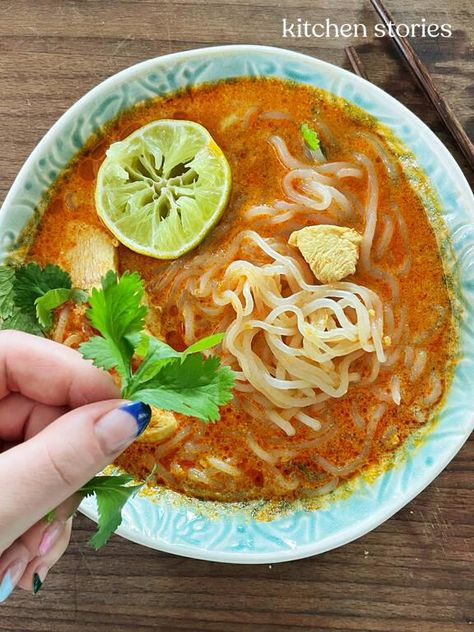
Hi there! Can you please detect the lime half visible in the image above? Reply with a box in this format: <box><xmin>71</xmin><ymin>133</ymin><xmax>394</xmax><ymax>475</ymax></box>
<box><xmin>95</xmin><ymin>119</ymin><xmax>231</xmax><ymax>259</ymax></box>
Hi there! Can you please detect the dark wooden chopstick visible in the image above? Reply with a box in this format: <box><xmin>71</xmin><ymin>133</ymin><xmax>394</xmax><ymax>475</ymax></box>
<box><xmin>369</xmin><ymin>0</ymin><xmax>474</xmax><ymax>170</ymax></box>
<box><xmin>345</xmin><ymin>46</ymin><xmax>369</xmax><ymax>80</ymax></box>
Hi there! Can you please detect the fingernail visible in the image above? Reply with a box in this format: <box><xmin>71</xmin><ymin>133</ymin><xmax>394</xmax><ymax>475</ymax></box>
<box><xmin>32</xmin><ymin>565</ymin><xmax>48</xmax><ymax>595</ymax></box>
<box><xmin>119</xmin><ymin>402</ymin><xmax>152</xmax><ymax>436</ymax></box>
<box><xmin>0</xmin><ymin>560</ymin><xmax>27</xmax><ymax>603</ymax></box>
<box><xmin>94</xmin><ymin>402</ymin><xmax>151</xmax><ymax>455</ymax></box>
<box><xmin>38</xmin><ymin>521</ymin><xmax>64</xmax><ymax>556</ymax></box>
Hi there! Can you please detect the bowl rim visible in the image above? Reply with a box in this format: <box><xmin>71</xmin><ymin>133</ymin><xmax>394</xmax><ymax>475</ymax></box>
<box><xmin>1</xmin><ymin>44</ymin><xmax>473</xmax><ymax>564</ymax></box>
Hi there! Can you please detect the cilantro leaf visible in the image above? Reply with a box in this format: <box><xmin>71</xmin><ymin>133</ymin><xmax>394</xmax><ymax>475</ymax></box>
<box><xmin>79</xmin><ymin>475</ymin><xmax>144</xmax><ymax>550</ymax></box>
<box><xmin>14</xmin><ymin>263</ymin><xmax>71</xmax><ymax>316</ymax></box>
<box><xmin>0</xmin><ymin>262</ymin><xmax>85</xmax><ymax>335</ymax></box>
<box><xmin>83</xmin><ymin>271</ymin><xmax>147</xmax><ymax>385</ymax></box>
<box><xmin>133</xmin><ymin>331</ymin><xmax>150</xmax><ymax>358</ymax></box>
<box><xmin>124</xmin><ymin>334</ymin><xmax>226</xmax><ymax>400</ymax></box>
<box><xmin>300</xmin><ymin>122</ymin><xmax>320</xmax><ymax>151</ymax></box>
<box><xmin>87</xmin><ymin>271</ymin><xmax>146</xmax><ymax>340</ymax></box>
<box><xmin>79</xmin><ymin>335</ymin><xmax>123</xmax><ymax>372</ymax></box>
<box><xmin>0</xmin><ymin>267</ymin><xmax>15</xmax><ymax>319</ymax></box>
<box><xmin>1</xmin><ymin>308</ymin><xmax>44</xmax><ymax>335</ymax></box>
<box><xmin>0</xmin><ymin>266</ymin><xmax>41</xmax><ymax>334</ymax></box>
<box><xmin>35</xmin><ymin>288</ymin><xmax>74</xmax><ymax>330</ymax></box>
<box><xmin>129</xmin><ymin>354</ymin><xmax>235</xmax><ymax>422</ymax></box>
<box><xmin>184</xmin><ymin>332</ymin><xmax>224</xmax><ymax>355</ymax></box>
<box><xmin>124</xmin><ymin>335</ymin><xmax>181</xmax><ymax>392</ymax></box>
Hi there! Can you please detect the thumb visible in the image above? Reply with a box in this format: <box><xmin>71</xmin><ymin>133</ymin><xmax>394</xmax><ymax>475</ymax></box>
<box><xmin>0</xmin><ymin>400</ymin><xmax>151</xmax><ymax>551</ymax></box>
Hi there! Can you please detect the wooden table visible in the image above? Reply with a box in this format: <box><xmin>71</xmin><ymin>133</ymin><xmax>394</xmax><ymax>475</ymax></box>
<box><xmin>0</xmin><ymin>1</ymin><xmax>472</xmax><ymax>630</ymax></box>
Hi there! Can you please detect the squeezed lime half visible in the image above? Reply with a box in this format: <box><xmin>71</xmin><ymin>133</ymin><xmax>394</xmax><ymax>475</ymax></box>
<box><xmin>95</xmin><ymin>119</ymin><xmax>231</xmax><ymax>259</ymax></box>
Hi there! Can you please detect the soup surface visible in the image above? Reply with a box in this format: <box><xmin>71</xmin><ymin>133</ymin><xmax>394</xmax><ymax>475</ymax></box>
<box><xmin>29</xmin><ymin>78</ymin><xmax>456</xmax><ymax>502</ymax></box>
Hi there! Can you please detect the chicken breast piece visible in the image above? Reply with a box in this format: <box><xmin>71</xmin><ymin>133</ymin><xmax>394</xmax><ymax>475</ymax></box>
<box><xmin>289</xmin><ymin>225</ymin><xmax>362</xmax><ymax>284</ymax></box>
<box><xmin>59</xmin><ymin>221</ymin><xmax>118</xmax><ymax>290</ymax></box>
<box><xmin>59</xmin><ymin>221</ymin><xmax>165</xmax><ymax>336</ymax></box>
<box><xmin>52</xmin><ymin>222</ymin><xmax>118</xmax><ymax>344</ymax></box>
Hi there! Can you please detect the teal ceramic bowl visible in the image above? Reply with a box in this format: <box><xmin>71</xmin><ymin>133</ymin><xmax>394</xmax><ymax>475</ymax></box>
<box><xmin>1</xmin><ymin>46</ymin><xmax>473</xmax><ymax>563</ymax></box>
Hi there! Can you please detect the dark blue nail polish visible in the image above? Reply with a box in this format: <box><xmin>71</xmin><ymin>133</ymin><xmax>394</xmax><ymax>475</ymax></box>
<box><xmin>32</xmin><ymin>573</ymin><xmax>43</xmax><ymax>595</ymax></box>
<box><xmin>119</xmin><ymin>402</ymin><xmax>151</xmax><ymax>436</ymax></box>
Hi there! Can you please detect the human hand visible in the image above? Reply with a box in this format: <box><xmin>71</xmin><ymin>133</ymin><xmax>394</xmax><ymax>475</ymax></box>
<box><xmin>0</xmin><ymin>331</ymin><xmax>151</xmax><ymax>602</ymax></box>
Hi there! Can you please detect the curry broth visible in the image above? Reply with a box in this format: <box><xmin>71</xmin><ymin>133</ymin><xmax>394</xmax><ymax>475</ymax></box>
<box><xmin>29</xmin><ymin>78</ymin><xmax>455</xmax><ymax>501</ymax></box>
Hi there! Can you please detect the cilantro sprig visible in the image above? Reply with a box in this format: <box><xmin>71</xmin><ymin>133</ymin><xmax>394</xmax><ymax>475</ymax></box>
<box><xmin>44</xmin><ymin>473</ymin><xmax>148</xmax><ymax>549</ymax></box>
<box><xmin>79</xmin><ymin>270</ymin><xmax>234</xmax><ymax>423</ymax></box>
<box><xmin>0</xmin><ymin>262</ymin><xmax>86</xmax><ymax>334</ymax></box>
<box><xmin>79</xmin><ymin>474</ymin><xmax>145</xmax><ymax>550</ymax></box>
<box><xmin>79</xmin><ymin>270</ymin><xmax>148</xmax><ymax>388</ymax></box>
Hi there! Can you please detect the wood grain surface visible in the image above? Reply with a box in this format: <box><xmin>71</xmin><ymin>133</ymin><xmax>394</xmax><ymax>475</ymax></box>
<box><xmin>0</xmin><ymin>1</ymin><xmax>472</xmax><ymax>630</ymax></box>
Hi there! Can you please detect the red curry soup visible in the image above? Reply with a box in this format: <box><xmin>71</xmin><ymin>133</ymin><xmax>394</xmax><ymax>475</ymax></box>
<box><xmin>29</xmin><ymin>78</ymin><xmax>456</xmax><ymax>502</ymax></box>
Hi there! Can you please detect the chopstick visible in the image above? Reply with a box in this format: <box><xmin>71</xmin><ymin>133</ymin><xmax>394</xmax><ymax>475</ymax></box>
<box><xmin>345</xmin><ymin>46</ymin><xmax>369</xmax><ymax>80</ymax></box>
<box><xmin>369</xmin><ymin>0</ymin><xmax>474</xmax><ymax>170</ymax></box>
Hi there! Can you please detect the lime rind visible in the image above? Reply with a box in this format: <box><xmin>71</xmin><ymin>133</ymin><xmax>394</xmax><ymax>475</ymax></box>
<box><xmin>95</xmin><ymin>119</ymin><xmax>231</xmax><ymax>259</ymax></box>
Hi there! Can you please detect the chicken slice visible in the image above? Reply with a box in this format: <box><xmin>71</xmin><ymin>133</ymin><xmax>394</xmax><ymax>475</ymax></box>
<box><xmin>59</xmin><ymin>221</ymin><xmax>119</xmax><ymax>290</ymax></box>
<box><xmin>289</xmin><ymin>225</ymin><xmax>362</xmax><ymax>284</ymax></box>
<box><xmin>52</xmin><ymin>222</ymin><xmax>118</xmax><ymax>344</ymax></box>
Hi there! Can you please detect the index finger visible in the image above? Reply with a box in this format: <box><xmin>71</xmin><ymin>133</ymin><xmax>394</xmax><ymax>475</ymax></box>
<box><xmin>0</xmin><ymin>330</ymin><xmax>119</xmax><ymax>407</ymax></box>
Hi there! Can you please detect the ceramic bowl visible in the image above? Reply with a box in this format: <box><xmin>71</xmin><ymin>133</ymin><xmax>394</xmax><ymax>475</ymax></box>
<box><xmin>1</xmin><ymin>45</ymin><xmax>473</xmax><ymax>563</ymax></box>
